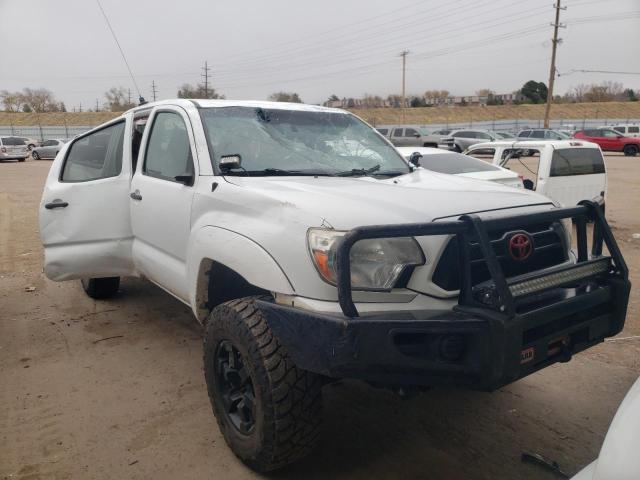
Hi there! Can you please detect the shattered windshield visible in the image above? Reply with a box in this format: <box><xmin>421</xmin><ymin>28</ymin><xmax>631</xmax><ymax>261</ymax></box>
<box><xmin>199</xmin><ymin>107</ymin><xmax>411</xmax><ymax>176</ymax></box>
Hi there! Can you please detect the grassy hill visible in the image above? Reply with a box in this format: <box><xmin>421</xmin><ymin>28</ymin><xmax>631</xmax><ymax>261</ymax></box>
<box><xmin>350</xmin><ymin>101</ymin><xmax>640</xmax><ymax>126</ymax></box>
<box><xmin>1</xmin><ymin>101</ymin><xmax>639</xmax><ymax>127</ymax></box>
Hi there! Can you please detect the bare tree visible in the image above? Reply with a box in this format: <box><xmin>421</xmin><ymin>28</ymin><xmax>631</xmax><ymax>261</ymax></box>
<box><xmin>268</xmin><ymin>92</ymin><xmax>303</xmax><ymax>103</ymax></box>
<box><xmin>0</xmin><ymin>90</ymin><xmax>22</xmax><ymax>112</ymax></box>
<box><xmin>361</xmin><ymin>94</ymin><xmax>384</xmax><ymax>108</ymax></box>
<box><xmin>177</xmin><ymin>83</ymin><xmax>224</xmax><ymax>99</ymax></box>
<box><xmin>104</xmin><ymin>87</ymin><xmax>136</xmax><ymax>112</ymax></box>
<box><xmin>570</xmin><ymin>84</ymin><xmax>589</xmax><ymax>102</ymax></box>
<box><xmin>476</xmin><ymin>88</ymin><xmax>494</xmax><ymax>97</ymax></box>
<box><xmin>21</xmin><ymin>88</ymin><xmax>58</xmax><ymax>112</ymax></box>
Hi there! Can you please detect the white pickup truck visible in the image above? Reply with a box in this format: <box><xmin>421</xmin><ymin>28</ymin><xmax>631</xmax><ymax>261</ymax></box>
<box><xmin>39</xmin><ymin>100</ymin><xmax>630</xmax><ymax>472</ymax></box>
<box><xmin>465</xmin><ymin>140</ymin><xmax>607</xmax><ymax>209</ymax></box>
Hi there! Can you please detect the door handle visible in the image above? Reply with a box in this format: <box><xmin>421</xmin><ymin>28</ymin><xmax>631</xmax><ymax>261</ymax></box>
<box><xmin>44</xmin><ymin>200</ymin><xmax>68</xmax><ymax>209</ymax></box>
<box><xmin>130</xmin><ymin>190</ymin><xmax>142</xmax><ymax>201</ymax></box>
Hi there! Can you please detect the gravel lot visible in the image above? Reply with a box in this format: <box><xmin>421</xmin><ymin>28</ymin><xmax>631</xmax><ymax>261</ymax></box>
<box><xmin>1</xmin><ymin>154</ymin><xmax>639</xmax><ymax>480</ymax></box>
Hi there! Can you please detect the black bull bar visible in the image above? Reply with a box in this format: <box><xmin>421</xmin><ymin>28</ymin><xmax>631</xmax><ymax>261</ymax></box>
<box><xmin>336</xmin><ymin>200</ymin><xmax>628</xmax><ymax>318</ymax></box>
<box><xmin>258</xmin><ymin>201</ymin><xmax>630</xmax><ymax>390</ymax></box>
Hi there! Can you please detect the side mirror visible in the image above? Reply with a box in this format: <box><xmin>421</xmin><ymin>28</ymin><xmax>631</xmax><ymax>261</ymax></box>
<box><xmin>174</xmin><ymin>174</ymin><xmax>194</xmax><ymax>186</ymax></box>
<box><xmin>523</xmin><ymin>179</ymin><xmax>534</xmax><ymax>190</ymax></box>
<box><xmin>409</xmin><ymin>152</ymin><xmax>422</xmax><ymax>166</ymax></box>
<box><xmin>219</xmin><ymin>154</ymin><xmax>242</xmax><ymax>172</ymax></box>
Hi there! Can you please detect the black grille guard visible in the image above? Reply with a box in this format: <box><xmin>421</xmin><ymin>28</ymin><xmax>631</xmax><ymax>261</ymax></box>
<box><xmin>336</xmin><ymin>201</ymin><xmax>628</xmax><ymax>318</ymax></box>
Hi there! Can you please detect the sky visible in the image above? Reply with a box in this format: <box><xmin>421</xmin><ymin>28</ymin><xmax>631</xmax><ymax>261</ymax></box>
<box><xmin>1</xmin><ymin>0</ymin><xmax>639</xmax><ymax>110</ymax></box>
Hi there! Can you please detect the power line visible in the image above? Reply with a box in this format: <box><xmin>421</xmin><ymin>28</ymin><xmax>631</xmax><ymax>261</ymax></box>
<box><xmin>544</xmin><ymin>0</ymin><xmax>566</xmax><ymax>128</ymax></box>
<box><xmin>560</xmin><ymin>69</ymin><xmax>640</xmax><ymax>76</ymax></box>
<box><xmin>400</xmin><ymin>50</ymin><xmax>409</xmax><ymax>123</ymax></box>
<box><xmin>151</xmin><ymin>80</ymin><xmax>158</xmax><ymax>101</ymax></box>
<box><xmin>201</xmin><ymin>61</ymin><xmax>211</xmax><ymax>98</ymax></box>
<box><xmin>95</xmin><ymin>0</ymin><xmax>144</xmax><ymax>103</ymax></box>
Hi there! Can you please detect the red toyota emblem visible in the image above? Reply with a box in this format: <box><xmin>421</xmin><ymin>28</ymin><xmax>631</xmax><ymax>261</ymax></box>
<box><xmin>508</xmin><ymin>233</ymin><xmax>533</xmax><ymax>261</ymax></box>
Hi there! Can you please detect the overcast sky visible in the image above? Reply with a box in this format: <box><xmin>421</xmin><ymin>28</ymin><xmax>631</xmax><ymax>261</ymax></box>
<box><xmin>1</xmin><ymin>0</ymin><xmax>639</xmax><ymax>109</ymax></box>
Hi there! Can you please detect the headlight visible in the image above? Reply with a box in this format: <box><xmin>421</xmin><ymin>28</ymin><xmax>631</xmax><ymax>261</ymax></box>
<box><xmin>307</xmin><ymin>229</ymin><xmax>425</xmax><ymax>290</ymax></box>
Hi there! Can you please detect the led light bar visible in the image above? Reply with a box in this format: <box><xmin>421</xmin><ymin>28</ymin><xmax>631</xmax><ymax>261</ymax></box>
<box><xmin>509</xmin><ymin>258</ymin><xmax>611</xmax><ymax>297</ymax></box>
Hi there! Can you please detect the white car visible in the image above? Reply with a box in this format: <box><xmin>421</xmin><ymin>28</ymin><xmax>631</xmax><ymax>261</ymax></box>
<box><xmin>38</xmin><ymin>99</ymin><xmax>630</xmax><ymax>472</ymax></box>
<box><xmin>601</xmin><ymin>124</ymin><xmax>640</xmax><ymax>138</ymax></box>
<box><xmin>465</xmin><ymin>140</ymin><xmax>607</xmax><ymax>209</ymax></box>
<box><xmin>32</xmin><ymin>139</ymin><xmax>68</xmax><ymax>160</ymax></box>
<box><xmin>0</xmin><ymin>136</ymin><xmax>29</xmax><ymax>162</ymax></box>
<box><xmin>395</xmin><ymin>146</ymin><xmax>523</xmax><ymax>188</ymax></box>
<box><xmin>571</xmin><ymin>376</ymin><xmax>640</xmax><ymax>479</ymax></box>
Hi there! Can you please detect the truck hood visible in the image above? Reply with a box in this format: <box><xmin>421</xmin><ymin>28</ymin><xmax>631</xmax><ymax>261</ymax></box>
<box><xmin>224</xmin><ymin>169</ymin><xmax>553</xmax><ymax>229</ymax></box>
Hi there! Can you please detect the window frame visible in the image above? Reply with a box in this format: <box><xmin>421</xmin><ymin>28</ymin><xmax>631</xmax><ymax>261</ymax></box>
<box><xmin>59</xmin><ymin>119</ymin><xmax>126</xmax><ymax>183</ymax></box>
<box><xmin>142</xmin><ymin>109</ymin><xmax>196</xmax><ymax>186</ymax></box>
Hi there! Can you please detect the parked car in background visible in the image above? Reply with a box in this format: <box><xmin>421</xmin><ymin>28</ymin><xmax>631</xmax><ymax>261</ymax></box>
<box><xmin>574</xmin><ymin>128</ymin><xmax>640</xmax><ymax>156</ymax></box>
<box><xmin>15</xmin><ymin>136</ymin><xmax>40</xmax><ymax>150</ymax></box>
<box><xmin>32</xmin><ymin>139</ymin><xmax>68</xmax><ymax>160</ymax></box>
<box><xmin>600</xmin><ymin>124</ymin><xmax>640</xmax><ymax>138</ymax></box>
<box><xmin>395</xmin><ymin>146</ymin><xmax>523</xmax><ymax>188</ymax></box>
<box><xmin>441</xmin><ymin>129</ymin><xmax>501</xmax><ymax>152</ymax></box>
<box><xmin>386</xmin><ymin>126</ymin><xmax>430</xmax><ymax>147</ymax></box>
<box><xmin>517</xmin><ymin>128</ymin><xmax>570</xmax><ymax>140</ymax></box>
<box><xmin>495</xmin><ymin>131</ymin><xmax>516</xmax><ymax>139</ymax></box>
<box><xmin>466</xmin><ymin>140</ymin><xmax>607</xmax><ymax>208</ymax></box>
<box><xmin>379</xmin><ymin>126</ymin><xmax>451</xmax><ymax>147</ymax></box>
<box><xmin>0</xmin><ymin>137</ymin><xmax>29</xmax><ymax>162</ymax></box>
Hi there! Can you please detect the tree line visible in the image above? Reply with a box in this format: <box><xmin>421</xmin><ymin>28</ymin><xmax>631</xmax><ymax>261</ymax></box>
<box><xmin>1</xmin><ymin>80</ymin><xmax>637</xmax><ymax>113</ymax></box>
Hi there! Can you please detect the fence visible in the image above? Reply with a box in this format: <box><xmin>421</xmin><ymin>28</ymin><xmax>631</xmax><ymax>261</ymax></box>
<box><xmin>1</xmin><ymin>118</ymin><xmax>640</xmax><ymax>141</ymax></box>
<box><xmin>375</xmin><ymin>118</ymin><xmax>640</xmax><ymax>132</ymax></box>
<box><xmin>0</xmin><ymin>124</ymin><xmax>94</xmax><ymax>141</ymax></box>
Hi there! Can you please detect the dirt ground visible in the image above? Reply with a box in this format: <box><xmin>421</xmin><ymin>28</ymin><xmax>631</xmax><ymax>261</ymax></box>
<box><xmin>1</xmin><ymin>154</ymin><xmax>639</xmax><ymax>480</ymax></box>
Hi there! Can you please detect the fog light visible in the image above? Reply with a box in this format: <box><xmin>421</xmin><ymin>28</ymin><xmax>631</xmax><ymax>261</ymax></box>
<box><xmin>439</xmin><ymin>334</ymin><xmax>466</xmax><ymax>361</ymax></box>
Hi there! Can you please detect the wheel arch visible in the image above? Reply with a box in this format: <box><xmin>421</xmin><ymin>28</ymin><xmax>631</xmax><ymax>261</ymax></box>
<box><xmin>188</xmin><ymin>226</ymin><xmax>294</xmax><ymax>323</ymax></box>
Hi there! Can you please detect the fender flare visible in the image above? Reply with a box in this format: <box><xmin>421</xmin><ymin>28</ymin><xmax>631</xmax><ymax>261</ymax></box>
<box><xmin>187</xmin><ymin>226</ymin><xmax>294</xmax><ymax>322</ymax></box>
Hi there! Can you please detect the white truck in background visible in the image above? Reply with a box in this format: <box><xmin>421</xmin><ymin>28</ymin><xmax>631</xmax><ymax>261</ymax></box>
<box><xmin>465</xmin><ymin>140</ymin><xmax>607</xmax><ymax>209</ymax></box>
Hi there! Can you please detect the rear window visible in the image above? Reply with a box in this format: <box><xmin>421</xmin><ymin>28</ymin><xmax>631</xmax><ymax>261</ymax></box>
<box><xmin>550</xmin><ymin>148</ymin><xmax>605</xmax><ymax>177</ymax></box>
<box><xmin>1</xmin><ymin>137</ymin><xmax>26</xmax><ymax>146</ymax></box>
<box><xmin>419</xmin><ymin>153</ymin><xmax>500</xmax><ymax>174</ymax></box>
<box><xmin>629</xmin><ymin>126</ymin><xmax>639</xmax><ymax>134</ymax></box>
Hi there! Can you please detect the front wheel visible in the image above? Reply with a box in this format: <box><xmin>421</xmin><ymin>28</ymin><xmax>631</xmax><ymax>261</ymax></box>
<box><xmin>623</xmin><ymin>144</ymin><xmax>639</xmax><ymax>156</ymax></box>
<box><xmin>203</xmin><ymin>296</ymin><xmax>322</xmax><ymax>472</ymax></box>
<box><xmin>32</xmin><ymin>151</ymin><xmax>40</xmax><ymax>160</ymax></box>
<box><xmin>81</xmin><ymin>277</ymin><xmax>120</xmax><ymax>299</ymax></box>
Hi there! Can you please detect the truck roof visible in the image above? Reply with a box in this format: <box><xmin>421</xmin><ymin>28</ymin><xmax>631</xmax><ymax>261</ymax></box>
<box><xmin>128</xmin><ymin>98</ymin><xmax>345</xmax><ymax>115</ymax></box>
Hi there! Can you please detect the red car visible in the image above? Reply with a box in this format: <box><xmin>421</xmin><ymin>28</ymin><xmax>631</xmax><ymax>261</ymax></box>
<box><xmin>574</xmin><ymin>128</ymin><xmax>640</xmax><ymax>156</ymax></box>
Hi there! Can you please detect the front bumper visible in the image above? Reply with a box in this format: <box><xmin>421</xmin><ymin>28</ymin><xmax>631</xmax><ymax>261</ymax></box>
<box><xmin>259</xmin><ymin>276</ymin><xmax>629</xmax><ymax>391</ymax></box>
<box><xmin>261</xmin><ymin>201</ymin><xmax>630</xmax><ymax>391</ymax></box>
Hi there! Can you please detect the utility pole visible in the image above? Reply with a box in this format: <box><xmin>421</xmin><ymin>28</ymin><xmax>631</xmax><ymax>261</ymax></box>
<box><xmin>543</xmin><ymin>0</ymin><xmax>565</xmax><ymax>128</ymax></box>
<box><xmin>151</xmin><ymin>80</ymin><xmax>158</xmax><ymax>102</ymax></box>
<box><xmin>127</xmin><ymin>88</ymin><xmax>132</xmax><ymax>105</ymax></box>
<box><xmin>400</xmin><ymin>50</ymin><xmax>409</xmax><ymax>124</ymax></box>
<box><xmin>95</xmin><ymin>98</ymin><xmax>99</xmax><ymax>112</ymax></box>
<box><xmin>79</xmin><ymin>102</ymin><xmax>82</xmax><ymax>113</ymax></box>
<box><xmin>202</xmin><ymin>61</ymin><xmax>211</xmax><ymax>98</ymax></box>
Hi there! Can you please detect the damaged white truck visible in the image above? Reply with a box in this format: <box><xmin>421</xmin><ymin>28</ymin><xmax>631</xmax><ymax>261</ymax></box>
<box><xmin>39</xmin><ymin>100</ymin><xmax>630</xmax><ymax>471</ymax></box>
